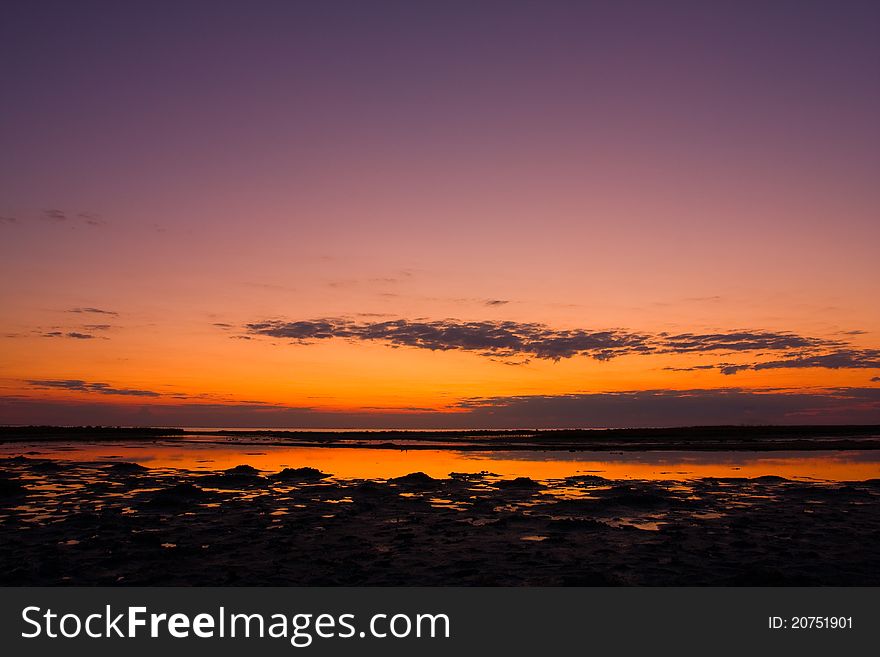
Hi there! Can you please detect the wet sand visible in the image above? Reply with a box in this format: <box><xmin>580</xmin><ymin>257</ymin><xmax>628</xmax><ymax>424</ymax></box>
<box><xmin>2</xmin><ymin>455</ymin><xmax>879</xmax><ymax>586</ymax></box>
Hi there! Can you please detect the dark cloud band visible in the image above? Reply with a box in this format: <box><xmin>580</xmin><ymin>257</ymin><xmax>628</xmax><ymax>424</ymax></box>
<box><xmin>5</xmin><ymin>387</ymin><xmax>880</xmax><ymax>427</ymax></box>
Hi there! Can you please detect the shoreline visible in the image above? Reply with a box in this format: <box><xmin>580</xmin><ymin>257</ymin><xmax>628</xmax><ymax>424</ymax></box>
<box><xmin>2</xmin><ymin>424</ymin><xmax>880</xmax><ymax>452</ymax></box>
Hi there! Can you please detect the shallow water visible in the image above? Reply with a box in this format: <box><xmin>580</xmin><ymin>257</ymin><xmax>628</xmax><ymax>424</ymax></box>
<box><xmin>2</xmin><ymin>439</ymin><xmax>879</xmax><ymax>481</ymax></box>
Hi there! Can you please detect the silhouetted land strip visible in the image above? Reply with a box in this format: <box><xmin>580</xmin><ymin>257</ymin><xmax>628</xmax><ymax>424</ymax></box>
<box><xmin>2</xmin><ymin>425</ymin><xmax>880</xmax><ymax>451</ymax></box>
<box><xmin>0</xmin><ymin>426</ymin><xmax>186</xmax><ymax>441</ymax></box>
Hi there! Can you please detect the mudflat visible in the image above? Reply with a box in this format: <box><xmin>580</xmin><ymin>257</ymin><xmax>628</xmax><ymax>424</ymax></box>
<box><xmin>2</xmin><ymin>455</ymin><xmax>878</xmax><ymax>586</ymax></box>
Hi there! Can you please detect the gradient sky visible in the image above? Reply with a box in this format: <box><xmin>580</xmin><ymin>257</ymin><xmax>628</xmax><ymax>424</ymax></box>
<box><xmin>2</xmin><ymin>0</ymin><xmax>879</xmax><ymax>427</ymax></box>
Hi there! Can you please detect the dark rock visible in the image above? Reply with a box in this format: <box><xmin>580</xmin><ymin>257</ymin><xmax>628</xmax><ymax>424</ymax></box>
<box><xmin>564</xmin><ymin>474</ymin><xmax>607</xmax><ymax>484</ymax></box>
<box><xmin>449</xmin><ymin>471</ymin><xmax>497</xmax><ymax>480</ymax></box>
<box><xmin>0</xmin><ymin>477</ymin><xmax>26</xmax><ymax>497</ymax></box>
<box><xmin>225</xmin><ymin>464</ymin><xmax>260</xmax><ymax>475</ymax></box>
<box><xmin>108</xmin><ymin>462</ymin><xmax>148</xmax><ymax>473</ymax></box>
<box><xmin>389</xmin><ymin>472</ymin><xmax>436</xmax><ymax>485</ymax></box>
<box><xmin>269</xmin><ymin>467</ymin><xmax>331</xmax><ymax>482</ymax></box>
<box><xmin>147</xmin><ymin>483</ymin><xmax>208</xmax><ymax>507</ymax></box>
<box><xmin>496</xmin><ymin>477</ymin><xmax>543</xmax><ymax>490</ymax></box>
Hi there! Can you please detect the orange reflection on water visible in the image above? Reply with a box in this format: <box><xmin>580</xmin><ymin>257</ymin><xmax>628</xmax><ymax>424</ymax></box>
<box><xmin>4</xmin><ymin>441</ymin><xmax>880</xmax><ymax>481</ymax></box>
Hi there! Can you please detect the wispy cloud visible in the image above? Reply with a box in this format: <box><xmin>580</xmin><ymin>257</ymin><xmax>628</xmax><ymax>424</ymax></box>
<box><xmin>42</xmin><ymin>331</ymin><xmax>99</xmax><ymax>340</ymax></box>
<box><xmin>42</xmin><ymin>209</ymin><xmax>68</xmax><ymax>222</ymax></box>
<box><xmin>26</xmin><ymin>379</ymin><xmax>161</xmax><ymax>397</ymax></box>
<box><xmin>40</xmin><ymin>209</ymin><xmax>106</xmax><ymax>226</ymax></box>
<box><xmin>65</xmin><ymin>332</ymin><xmax>96</xmax><ymax>340</ymax></box>
<box><xmin>68</xmin><ymin>307</ymin><xmax>118</xmax><ymax>316</ymax></box>
<box><xmin>77</xmin><ymin>212</ymin><xmax>106</xmax><ymax>226</ymax></box>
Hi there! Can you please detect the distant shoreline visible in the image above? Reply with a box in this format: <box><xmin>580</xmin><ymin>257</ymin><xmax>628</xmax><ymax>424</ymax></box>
<box><xmin>2</xmin><ymin>424</ymin><xmax>879</xmax><ymax>452</ymax></box>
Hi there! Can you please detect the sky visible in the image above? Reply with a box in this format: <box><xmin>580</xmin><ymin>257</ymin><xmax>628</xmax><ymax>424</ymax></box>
<box><xmin>1</xmin><ymin>0</ymin><xmax>879</xmax><ymax>427</ymax></box>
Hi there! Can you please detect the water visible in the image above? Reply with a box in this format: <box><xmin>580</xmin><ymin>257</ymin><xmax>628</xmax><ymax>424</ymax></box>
<box><xmin>3</xmin><ymin>438</ymin><xmax>879</xmax><ymax>481</ymax></box>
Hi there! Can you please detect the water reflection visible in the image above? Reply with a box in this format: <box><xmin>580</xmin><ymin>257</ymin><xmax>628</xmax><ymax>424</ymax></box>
<box><xmin>2</xmin><ymin>440</ymin><xmax>879</xmax><ymax>481</ymax></box>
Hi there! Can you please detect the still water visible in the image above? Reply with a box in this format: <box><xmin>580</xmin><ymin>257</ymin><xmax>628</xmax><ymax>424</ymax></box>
<box><xmin>3</xmin><ymin>439</ymin><xmax>880</xmax><ymax>481</ymax></box>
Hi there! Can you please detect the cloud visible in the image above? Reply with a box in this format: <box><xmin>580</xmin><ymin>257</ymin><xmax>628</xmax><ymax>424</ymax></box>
<box><xmin>242</xmin><ymin>281</ymin><xmax>297</xmax><ymax>292</ymax></box>
<box><xmin>39</xmin><ymin>209</ymin><xmax>106</xmax><ymax>226</ymax></box>
<box><xmin>42</xmin><ymin>209</ymin><xmax>67</xmax><ymax>222</ymax></box>
<box><xmin>0</xmin><ymin>215</ymin><xmax>18</xmax><ymax>224</ymax></box>
<box><xmin>42</xmin><ymin>331</ymin><xmax>99</xmax><ymax>339</ymax></box>
<box><xmin>326</xmin><ymin>279</ymin><xmax>358</xmax><ymax>289</ymax></box>
<box><xmin>77</xmin><ymin>212</ymin><xmax>105</xmax><ymax>226</ymax></box>
<box><xmin>872</xmin><ymin>377</ymin><xmax>880</xmax><ymax>383</ymax></box>
<box><xmin>704</xmin><ymin>349</ymin><xmax>880</xmax><ymax>375</ymax></box>
<box><xmin>243</xmin><ymin>318</ymin><xmax>860</xmax><ymax>369</ymax></box>
<box><xmin>684</xmin><ymin>295</ymin><xmax>723</xmax><ymax>303</ymax></box>
<box><xmin>718</xmin><ymin>363</ymin><xmax>752</xmax><ymax>375</ymax></box>
<box><xmin>26</xmin><ymin>379</ymin><xmax>161</xmax><ymax>397</ymax></box>
<box><xmin>485</xmin><ymin>299</ymin><xmax>510</xmax><ymax>306</ymax></box>
<box><xmin>248</xmin><ymin>319</ymin><xmax>342</xmax><ymax>340</ymax></box>
<box><xmin>750</xmin><ymin>350</ymin><xmax>880</xmax><ymax>371</ymax></box>
<box><xmin>68</xmin><ymin>307</ymin><xmax>118</xmax><ymax>316</ymax></box>
<box><xmin>664</xmin><ymin>349</ymin><xmax>880</xmax><ymax>376</ymax></box>
<box><xmin>453</xmin><ymin>387</ymin><xmax>880</xmax><ymax>427</ymax></box>
<box><xmin>246</xmin><ymin>318</ymin><xmax>656</xmax><ymax>360</ymax></box>
<box><xmin>657</xmin><ymin>331</ymin><xmax>834</xmax><ymax>353</ymax></box>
